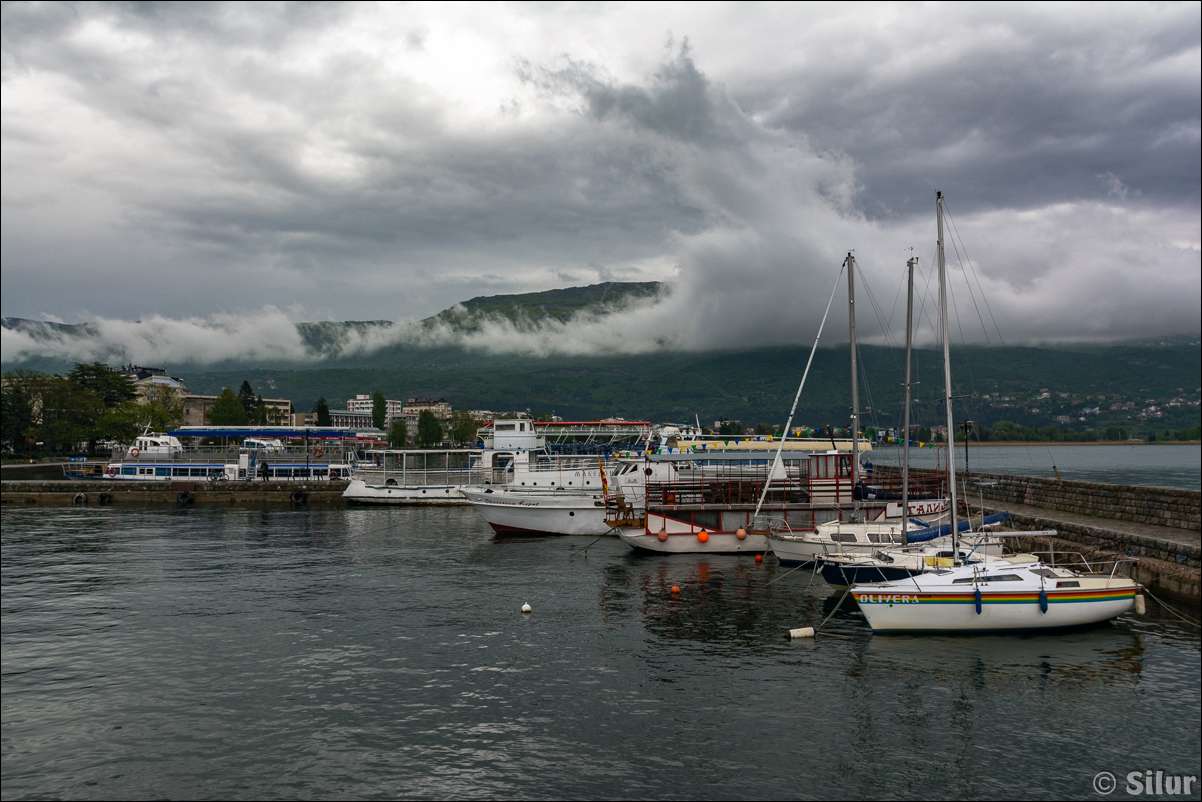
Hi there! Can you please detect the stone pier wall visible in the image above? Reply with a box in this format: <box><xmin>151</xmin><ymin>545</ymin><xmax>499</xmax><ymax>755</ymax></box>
<box><xmin>875</xmin><ymin>466</ymin><xmax>1201</xmax><ymax>532</ymax></box>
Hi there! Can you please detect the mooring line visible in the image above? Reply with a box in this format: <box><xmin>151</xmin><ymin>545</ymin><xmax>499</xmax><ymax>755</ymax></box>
<box><xmin>1142</xmin><ymin>587</ymin><xmax>1201</xmax><ymax>627</ymax></box>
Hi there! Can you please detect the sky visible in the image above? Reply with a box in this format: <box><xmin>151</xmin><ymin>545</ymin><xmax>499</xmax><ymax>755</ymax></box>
<box><xmin>2</xmin><ymin>1</ymin><xmax>1199</xmax><ymax>364</ymax></box>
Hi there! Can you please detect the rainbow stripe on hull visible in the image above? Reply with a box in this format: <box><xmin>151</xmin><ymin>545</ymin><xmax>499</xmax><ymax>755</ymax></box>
<box><xmin>853</xmin><ymin>562</ymin><xmax>1138</xmax><ymax>632</ymax></box>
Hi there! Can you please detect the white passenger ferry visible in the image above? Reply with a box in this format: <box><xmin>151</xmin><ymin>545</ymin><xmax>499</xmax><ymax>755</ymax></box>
<box><xmin>65</xmin><ymin>426</ymin><xmax>367</xmax><ymax>482</ymax></box>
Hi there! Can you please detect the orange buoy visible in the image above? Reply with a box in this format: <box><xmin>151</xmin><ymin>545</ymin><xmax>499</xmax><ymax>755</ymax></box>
<box><xmin>657</xmin><ymin>530</ymin><xmax>668</xmax><ymax>542</ymax></box>
<box><xmin>736</xmin><ymin>528</ymin><xmax>747</xmax><ymax>540</ymax></box>
<box><xmin>755</xmin><ymin>554</ymin><xmax>763</xmax><ymax>563</ymax></box>
<box><xmin>697</xmin><ymin>530</ymin><xmax>709</xmax><ymax>543</ymax></box>
<box><xmin>671</xmin><ymin>585</ymin><xmax>680</xmax><ymax>593</ymax></box>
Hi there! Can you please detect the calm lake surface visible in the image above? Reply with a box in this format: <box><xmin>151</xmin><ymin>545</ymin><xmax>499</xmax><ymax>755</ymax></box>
<box><xmin>870</xmin><ymin>443</ymin><xmax>1201</xmax><ymax>491</ymax></box>
<box><xmin>3</xmin><ymin>506</ymin><xmax>1199</xmax><ymax>801</ymax></box>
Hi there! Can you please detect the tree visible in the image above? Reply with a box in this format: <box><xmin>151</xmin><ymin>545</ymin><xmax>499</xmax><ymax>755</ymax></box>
<box><xmin>754</xmin><ymin>422</ymin><xmax>775</xmax><ymax>436</ymax></box>
<box><xmin>416</xmin><ymin>409</ymin><xmax>443</xmax><ymax>447</ymax></box>
<box><xmin>388</xmin><ymin>418</ymin><xmax>409</xmax><ymax>447</ymax></box>
<box><xmin>449</xmin><ymin>410</ymin><xmax>478</xmax><ymax>446</ymax></box>
<box><xmin>67</xmin><ymin>362</ymin><xmax>137</xmax><ymax>407</ymax></box>
<box><xmin>208</xmin><ymin>387</ymin><xmax>248</xmax><ymax>425</ymax></box>
<box><xmin>238</xmin><ymin>381</ymin><xmax>257</xmax><ymax>419</ymax></box>
<box><xmin>718</xmin><ymin>420</ymin><xmax>745</xmax><ymax>436</ymax></box>
<box><xmin>1104</xmin><ymin>425</ymin><xmax>1129</xmax><ymax>441</ymax></box>
<box><xmin>1</xmin><ymin>369</ymin><xmax>43</xmax><ymax>455</ymax></box>
<box><xmin>139</xmin><ymin>383</ymin><xmax>185</xmax><ymax>433</ymax></box>
<box><xmin>372</xmin><ymin>391</ymin><xmax>387</xmax><ymax>430</ymax></box>
<box><xmin>252</xmin><ymin>395</ymin><xmax>268</xmax><ymax>425</ymax></box>
<box><xmin>314</xmin><ymin>396</ymin><xmax>332</xmax><ymax>427</ymax></box>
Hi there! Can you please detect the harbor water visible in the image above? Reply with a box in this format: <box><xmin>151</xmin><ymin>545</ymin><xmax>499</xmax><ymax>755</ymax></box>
<box><xmin>3</xmin><ymin>506</ymin><xmax>1199</xmax><ymax>800</ymax></box>
<box><xmin>870</xmin><ymin>443</ymin><xmax>1201</xmax><ymax>491</ymax></box>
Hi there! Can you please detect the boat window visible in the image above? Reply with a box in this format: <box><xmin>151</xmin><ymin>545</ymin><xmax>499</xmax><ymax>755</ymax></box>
<box><xmin>1030</xmin><ymin>568</ymin><xmax>1060</xmax><ymax>578</ymax></box>
<box><xmin>952</xmin><ymin>577</ymin><xmax>976</xmax><ymax>584</ymax></box>
<box><xmin>986</xmin><ymin>574</ymin><xmax>1024</xmax><ymax>582</ymax></box>
<box><xmin>155</xmin><ymin>468</ymin><xmax>169</xmax><ymax>477</ymax></box>
<box><xmin>495</xmin><ymin>423</ymin><xmax>516</xmax><ymax>432</ymax></box>
<box><xmin>1056</xmin><ymin>580</ymin><xmax>1081</xmax><ymax>588</ymax></box>
<box><xmin>868</xmin><ymin>532</ymin><xmax>898</xmax><ymax>544</ymax></box>
<box><xmin>831</xmin><ymin>533</ymin><xmax>860</xmax><ymax>544</ymax></box>
<box><xmin>123</xmin><ymin>467</ymin><xmax>136</xmax><ymax>476</ymax></box>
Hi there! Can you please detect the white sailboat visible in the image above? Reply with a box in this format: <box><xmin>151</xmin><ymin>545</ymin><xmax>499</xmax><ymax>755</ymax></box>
<box><xmin>849</xmin><ymin>192</ymin><xmax>1139</xmax><ymax>632</ymax></box>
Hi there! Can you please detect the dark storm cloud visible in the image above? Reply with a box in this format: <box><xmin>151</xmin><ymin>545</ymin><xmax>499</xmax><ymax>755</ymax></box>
<box><xmin>1</xmin><ymin>3</ymin><xmax>1198</xmax><ymax>365</ymax></box>
<box><xmin>727</xmin><ymin>4</ymin><xmax>1201</xmax><ymax>220</ymax></box>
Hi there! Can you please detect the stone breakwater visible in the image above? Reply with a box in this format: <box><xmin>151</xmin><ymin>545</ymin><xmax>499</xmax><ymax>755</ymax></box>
<box><xmin>878</xmin><ymin>466</ymin><xmax>1201</xmax><ymax>532</ymax></box>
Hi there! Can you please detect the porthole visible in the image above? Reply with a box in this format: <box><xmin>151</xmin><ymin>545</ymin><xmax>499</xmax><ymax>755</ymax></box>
<box><xmin>569</xmin><ymin>511</ymin><xmax>575</xmax><ymax>517</ymax></box>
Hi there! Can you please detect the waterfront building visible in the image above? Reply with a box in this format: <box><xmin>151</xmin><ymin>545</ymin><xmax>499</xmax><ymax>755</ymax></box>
<box><xmin>347</xmin><ymin>394</ymin><xmax>405</xmax><ymax>424</ymax></box>
<box><xmin>403</xmin><ymin>397</ymin><xmax>452</xmax><ymax>419</ymax></box>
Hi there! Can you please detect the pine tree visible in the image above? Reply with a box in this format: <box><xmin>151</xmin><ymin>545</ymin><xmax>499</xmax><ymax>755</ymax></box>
<box><xmin>208</xmin><ymin>387</ymin><xmax>248</xmax><ymax>426</ymax></box>
<box><xmin>372</xmin><ymin>390</ymin><xmax>387</xmax><ymax>430</ymax></box>
<box><xmin>315</xmin><ymin>396</ymin><xmax>332</xmax><ymax>427</ymax></box>
<box><xmin>238</xmin><ymin>381</ymin><xmax>256</xmax><ymax>418</ymax></box>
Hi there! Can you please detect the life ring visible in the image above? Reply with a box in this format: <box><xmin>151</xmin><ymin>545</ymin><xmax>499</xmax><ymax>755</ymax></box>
<box><xmin>328</xmin><ymin>469</ymin><xmax>339</xmax><ymax>480</ymax></box>
<box><xmin>130</xmin><ymin>447</ymin><xmax>140</xmax><ymax>457</ymax></box>
<box><xmin>107</xmin><ymin>467</ymin><xmax>118</xmax><ymax>477</ymax></box>
<box><xmin>313</xmin><ymin>448</ymin><xmax>324</xmax><ymax>458</ymax></box>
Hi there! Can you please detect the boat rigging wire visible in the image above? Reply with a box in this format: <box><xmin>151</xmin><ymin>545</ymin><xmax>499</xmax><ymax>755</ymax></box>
<box><xmin>750</xmin><ymin>257</ymin><xmax>847</xmax><ymax>525</ymax></box>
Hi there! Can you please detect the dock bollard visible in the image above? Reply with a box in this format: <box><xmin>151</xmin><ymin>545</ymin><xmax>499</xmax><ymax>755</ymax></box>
<box><xmin>789</xmin><ymin>627</ymin><xmax>816</xmax><ymax>639</ymax></box>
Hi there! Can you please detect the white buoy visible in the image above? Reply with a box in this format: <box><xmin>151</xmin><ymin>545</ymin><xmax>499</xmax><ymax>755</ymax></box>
<box><xmin>1135</xmin><ymin>593</ymin><xmax>1146</xmax><ymax>615</ymax></box>
<box><xmin>789</xmin><ymin>627</ymin><xmax>816</xmax><ymax>638</ymax></box>
<box><xmin>521</xmin><ymin>603</ymin><xmax>532</xmax><ymax>614</ymax></box>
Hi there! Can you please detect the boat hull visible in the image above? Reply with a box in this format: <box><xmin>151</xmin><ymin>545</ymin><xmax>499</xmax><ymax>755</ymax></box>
<box><xmin>854</xmin><ymin>585</ymin><xmax>1137</xmax><ymax>632</ymax></box>
<box><xmin>619</xmin><ymin>512</ymin><xmax>768</xmax><ymax>553</ymax></box>
<box><xmin>459</xmin><ymin>488</ymin><xmax>612</xmax><ymax>535</ymax></box>
<box><xmin>341</xmin><ymin>480</ymin><xmax>468</xmax><ymax>505</ymax></box>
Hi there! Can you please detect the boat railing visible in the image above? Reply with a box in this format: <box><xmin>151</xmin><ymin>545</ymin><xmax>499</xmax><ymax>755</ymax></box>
<box><xmin>354</xmin><ymin>466</ymin><xmax>485</xmax><ymax>487</ymax></box>
<box><xmin>1025</xmin><ymin>550</ymin><xmax>1139</xmax><ymax>582</ymax></box>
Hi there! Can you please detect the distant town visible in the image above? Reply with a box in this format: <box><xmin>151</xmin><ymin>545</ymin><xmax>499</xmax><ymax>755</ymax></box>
<box><xmin>2</xmin><ymin>360</ymin><xmax>1199</xmax><ymax>458</ymax></box>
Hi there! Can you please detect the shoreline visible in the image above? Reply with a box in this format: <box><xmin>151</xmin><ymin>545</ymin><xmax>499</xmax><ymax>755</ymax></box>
<box><xmin>873</xmin><ymin>441</ymin><xmax>1201</xmax><ymax>447</ymax></box>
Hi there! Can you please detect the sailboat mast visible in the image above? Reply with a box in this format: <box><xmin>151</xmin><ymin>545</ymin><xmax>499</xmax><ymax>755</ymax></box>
<box><xmin>937</xmin><ymin>192</ymin><xmax>960</xmax><ymax>563</ymax></box>
<box><xmin>902</xmin><ymin>255</ymin><xmax>916</xmax><ymax>540</ymax></box>
<box><xmin>847</xmin><ymin>252</ymin><xmax>860</xmax><ymax>519</ymax></box>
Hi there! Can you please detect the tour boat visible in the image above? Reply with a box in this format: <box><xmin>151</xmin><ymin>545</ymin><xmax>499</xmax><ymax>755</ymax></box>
<box><xmin>69</xmin><ymin>428</ymin><xmax>357</xmax><ymax>482</ymax></box>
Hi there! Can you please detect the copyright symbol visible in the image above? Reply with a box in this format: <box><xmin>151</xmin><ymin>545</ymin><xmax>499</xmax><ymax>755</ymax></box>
<box><xmin>1094</xmin><ymin>771</ymin><xmax>1116</xmax><ymax>795</ymax></box>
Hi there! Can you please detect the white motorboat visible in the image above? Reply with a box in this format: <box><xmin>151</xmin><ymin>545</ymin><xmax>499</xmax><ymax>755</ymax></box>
<box><xmin>459</xmin><ymin>486</ymin><xmax>613</xmax><ymax>535</ymax></box>
<box><xmin>851</xmin><ymin>556</ymin><xmax>1139</xmax><ymax>632</ymax></box>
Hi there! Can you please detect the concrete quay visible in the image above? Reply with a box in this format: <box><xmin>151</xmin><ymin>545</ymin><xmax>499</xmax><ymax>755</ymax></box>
<box><xmin>1</xmin><ymin>480</ymin><xmax>350</xmax><ymax>506</ymax></box>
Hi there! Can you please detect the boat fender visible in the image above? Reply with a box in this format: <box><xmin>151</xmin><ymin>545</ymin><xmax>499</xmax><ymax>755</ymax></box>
<box><xmin>657</xmin><ymin>529</ymin><xmax>668</xmax><ymax>542</ymax></box>
<box><xmin>1039</xmin><ymin>590</ymin><xmax>1048</xmax><ymax>614</ymax></box>
<box><xmin>177</xmin><ymin>491</ymin><xmax>194</xmax><ymax>505</ymax></box>
<box><xmin>697</xmin><ymin>529</ymin><xmax>709</xmax><ymax>543</ymax></box>
<box><xmin>97</xmin><ymin>493</ymin><xmax>113</xmax><ymax>505</ymax></box>
<box><xmin>974</xmin><ymin>588</ymin><xmax>982</xmax><ymax>615</ymax></box>
<box><xmin>290</xmin><ymin>490</ymin><xmax>308</xmax><ymax>504</ymax></box>
<box><xmin>789</xmin><ymin>627</ymin><xmax>815</xmax><ymax>639</ymax></box>
<box><xmin>72</xmin><ymin>493</ymin><xmax>87</xmax><ymax>505</ymax></box>
<box><xmin>736</xmin><ymin>528</ymin><xmax>747</xmax><ymax>540</ymax></box>
<box><xmin>107</xmin><ymin>467</ymin><xmax>118</xmax><ymax>477</ymax></box>
<box><xmin>130</xmin><ymin>447</ymin><xmax>140</xmax><ymax>457</ymax></box>
<box><xmin>1135</xmin><ymin>592</ymin><xmax>1146</xmax><ymax>615</ymax></box>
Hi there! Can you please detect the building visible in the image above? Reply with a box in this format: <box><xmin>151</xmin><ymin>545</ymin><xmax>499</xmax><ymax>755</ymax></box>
<box><xmin>403</xmin><ymin>397</ymin><xmax>452</xmax><ymax>419</ymax></box>
<box><xmin>182</xmin><ymin>394</ymin><xmax>292</xmax><ymax>426</ymax></box>
<box><xmin>117</xmin><ymin>364</ymin><xmax>186</xmax><ymax>399</ymax></box>
<box><xmin>347</xmin><ymin>394</ymin><xmax>405</xmax><ymax>424</ymax></box>
<box><xmin>328</xmin><ymin>409</ymin><xmax>374</xmax><ymax>429</ymax></box>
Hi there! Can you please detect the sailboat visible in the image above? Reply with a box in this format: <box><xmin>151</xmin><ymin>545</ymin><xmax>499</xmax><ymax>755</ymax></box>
<box><xmin>849</xmin><ymin>192</ymin><xmax>1139</xmax><ymax>631</ymax></box>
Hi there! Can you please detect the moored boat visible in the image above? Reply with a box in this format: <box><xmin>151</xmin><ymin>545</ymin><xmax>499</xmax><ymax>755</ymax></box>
<box><xmin>851</xmin><ymin>556</ymin><xmax>1139</xmax><ymax>632</ymax></box>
